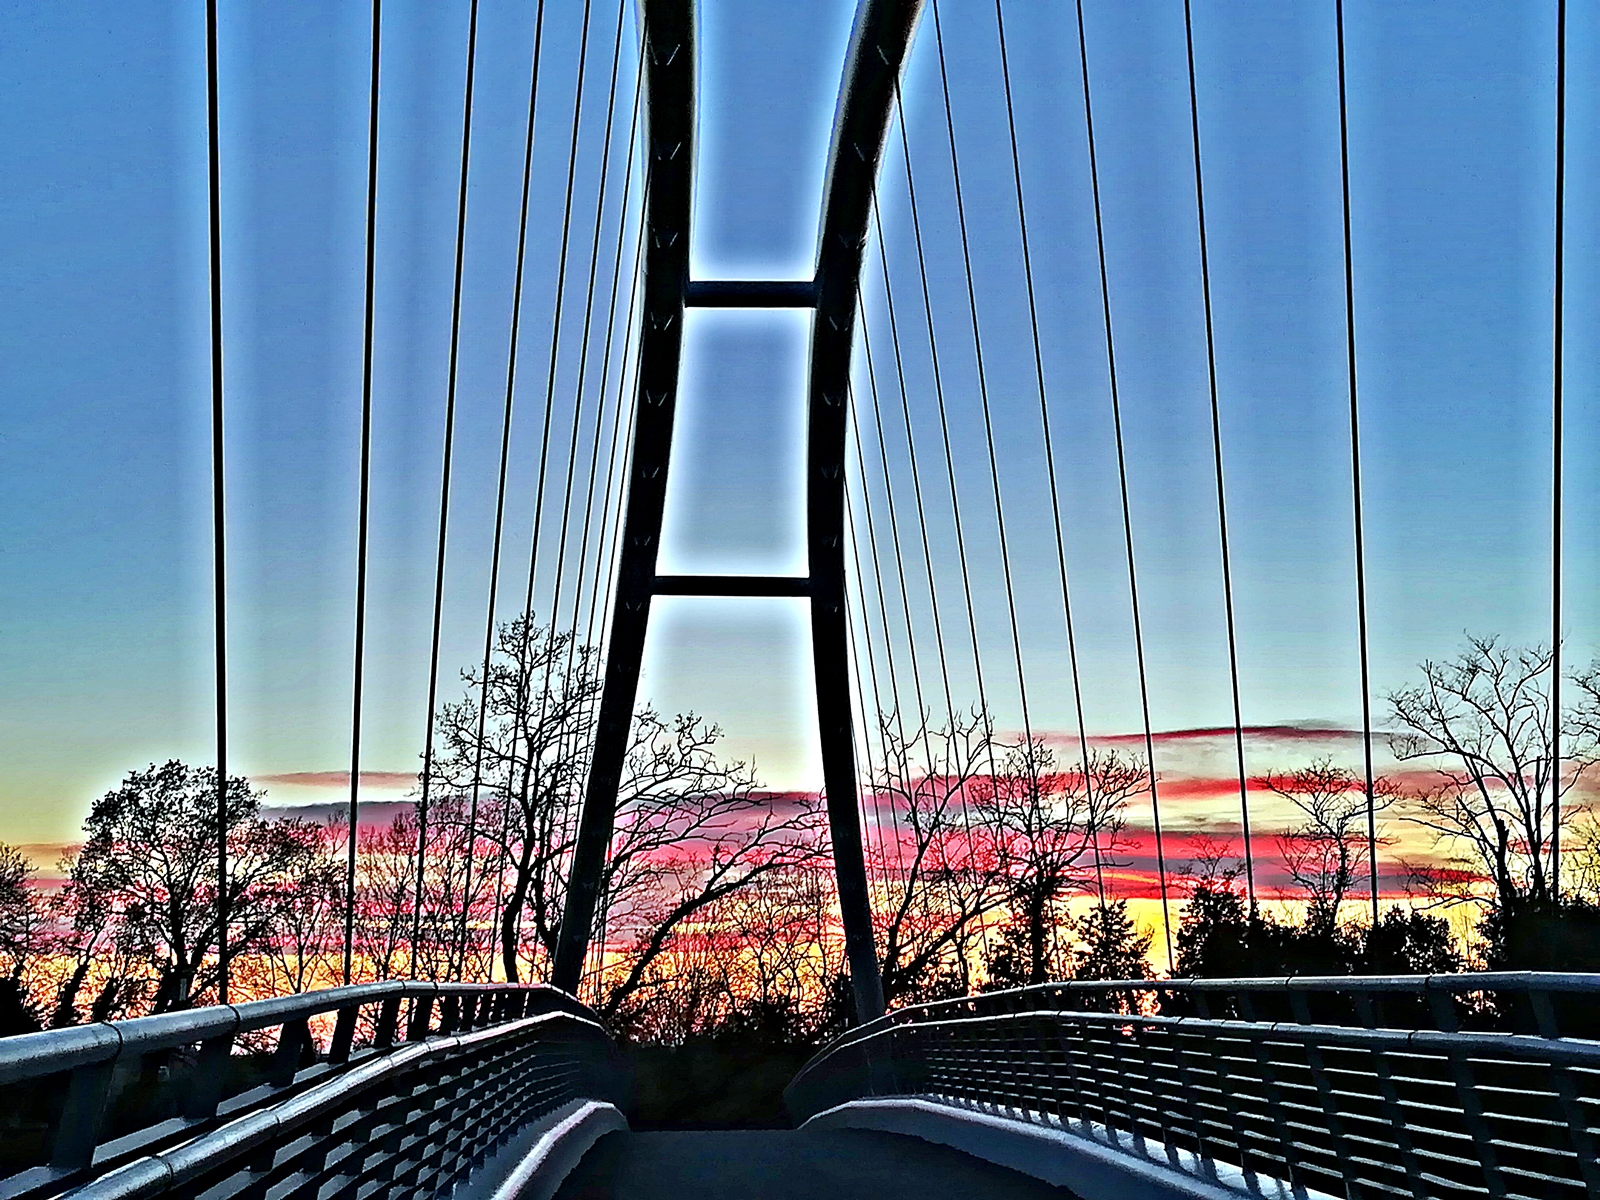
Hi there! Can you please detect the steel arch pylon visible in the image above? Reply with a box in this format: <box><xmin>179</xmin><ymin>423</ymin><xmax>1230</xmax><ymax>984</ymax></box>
<box><xmin>552</xmin><ymin>0</ymin><xmax>924</xmax><ymax>1025</ymax></box>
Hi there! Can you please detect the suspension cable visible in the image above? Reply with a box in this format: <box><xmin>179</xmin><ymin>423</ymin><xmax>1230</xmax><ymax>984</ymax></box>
<box><xmin>991</xmin><ymin>0</ymin><xmax>1103</xmax><ymax>904</ymax></box>
<box><xmin>203</xmin><ymin>0</ymin><xmax>230</xmax><ymax>1004</ymax></box>
<box><xmin>849</xmin><ymin>443</ymin><xmax>928</xmax><ymax>963</ymax></box>
<box><xmin>847</xmin><ymin>385</ymin><xmax>913</xmax><ymax>896</ymax></box>
<box><xmin>858</xmin><ymin>304</ymin><xmax>950</xmax><ymax>836</ymax></box>
<box><xmin>498</xmin><ymin>0</ymin><xmax>598</xmax><ymax>980</ymax></box>
<box><xmin>518</xmin><ymin>0</ymin><xmax>601</xmax><ymax>809</ymax></box>
<box><xmin>848</xmin><ymin>403</ymin><xmax>910</xmax><ymax>773</ymax></box>
<box><xmin>928</xmin><ymin>10</ymin><xmax>1048</xmax><ymax>969</ymax></box>
<box><xmin>870</xmin><ymin>199</ymin><xmax>956</xmax><ymax>728</ymax></box>
<box><xmin>466</xmin><ymin>0</ymin><xmax>548</xmax><ymax>985</ymax></box>
<box><xmin>531</xmin><ymin>1</ymin><xmax>630</xmax><ymax>942</ymax></box>
<box><xmin>856</xmin><ymin>315</ymin><xmax>936</xmax><ymax>754</ymax></box>
<box><xmin>566</xmin><ymin>40</ymin><xmax>646</xmax><ymax>666</ymax></box>
<box><xmin>1074</xmin><ymin>0</ymin><xmax>1173</xmax><ymax>970</ymax></box>
<box><xmin>892</xmin><ymin>84</ymin><xmax>998</xmax><ymax>764</ymax></box>
<box><xmin>345</xmin><ymin>0</ymin><xmax>383</xmax><ymax>985</ymax></box>
<box><xmin>458</xmin><ymin>0</ymin><xmax>624</xmax><ymax>980</ymax></box>
<box><xmin>582</xmin><ymin>217</ymin><xmax>647</xmax><ymax>664</ymax></box>
<box><xmin>880</xmin><ymin>111</ymin><xmax>999</xmax><ymax>975</ymax></box>
<box><xmin>930</xmin><ymin>0</ymin><xmax>1033</xmax><ymax>750</ymax></box>
<box><xmin>844</xmin><ymin>475</ymin><xmax>896</xmax><ymax>912</ymax></box>
<box><xmin>410</xmin><ymin>0</ymin><xmax>481</xmax><ymax>979</ymax></box>
<box><xmin>542</xmin><ymin>0</ymin><xmax>630</xmax><ymax>663</ymax></box>
<box><xmin>845</xmin><ymin>591</ymin><xmax>888</xmax><ymax>930</ymax></box>
<box><xmin>1181</xmin><ymin>0</ymin><xmax>1255</xmax><ymax>909</ymax></box>
<box><xmin>565</xmin><ymin>27</ymin><xmax>646</xmax><ymax>999</ymax></box>
<box><xmin>1550</xmin><ymin>0</ymin><xmax>1566</xmax><ymax>897</ymax></box>
<box><xmin>573</xmin><ymin>218</ymin><xmax>646</xmax><ymax>996</ymax></box>
<box><xmin>865</xmin><ymin>189</ymin><xmax>997</xmax><ymax>974</ymax></box>
<box><xmin>551</xmin><ymin>0</ymin><xmax>639</xmax><ymax>818</ymax></box>
<box><xmin>1334</xmin><ymin>0</ymin><xmax>1379</xmax><ymax>926</ymax></box>
<box><xmin>452</xmin><ymin>0</ymin><xmax>578</xmax><ymax>980</ymax></box>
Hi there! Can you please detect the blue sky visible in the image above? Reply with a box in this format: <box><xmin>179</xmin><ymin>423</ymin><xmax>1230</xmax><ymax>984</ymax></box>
<box><xmin>1</xmin><ymin>0</ymin><xmax>1595</xmax><ymax>847</ymax></box>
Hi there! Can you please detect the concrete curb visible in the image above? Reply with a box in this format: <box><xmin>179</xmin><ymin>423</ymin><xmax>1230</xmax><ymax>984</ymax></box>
<box><xmin>465</xmin><ymin>1099</ymin><xmax>628</xmax><ymax>1200</ymax></box>
<box><xmin>803</xmin><ymin>1096</ymin><xmax>1329</xmax><ymax>1200</ymax></box>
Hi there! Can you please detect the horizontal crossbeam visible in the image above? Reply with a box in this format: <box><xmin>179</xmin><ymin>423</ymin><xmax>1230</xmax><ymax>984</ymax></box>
<box><xmin>652</xmin><ymin>574</ymin><xmax>811</xmax><ymax>597</ymax></box>
<box><xmin>683</xmin><ymin>279</ymin><xmax>818</xmax><ymax>308</ymax></box>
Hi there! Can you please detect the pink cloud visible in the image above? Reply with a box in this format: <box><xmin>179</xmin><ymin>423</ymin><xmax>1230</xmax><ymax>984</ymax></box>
<box><xmin>260</xmin><ymin>799</ymin><xmax>415</xmax><ymax>834</ymax></box>
<box><xmin>1087</xmin><ymin>723</ymin><xmax>1362</xmax><ymax>748</ymax></box>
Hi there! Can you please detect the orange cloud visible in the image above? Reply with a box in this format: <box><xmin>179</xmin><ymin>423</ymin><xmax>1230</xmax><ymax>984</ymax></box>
<box><xmin>256</xmin><ymin>770</ymin><xmax>417</xmax><ymax>790</ymax></box>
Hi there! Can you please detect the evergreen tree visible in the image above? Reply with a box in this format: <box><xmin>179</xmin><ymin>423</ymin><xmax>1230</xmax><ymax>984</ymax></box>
<box><xmin>1070</xmin><ymin>901</ymin><xmax>1153</xmax><ymax>981</ymax></box>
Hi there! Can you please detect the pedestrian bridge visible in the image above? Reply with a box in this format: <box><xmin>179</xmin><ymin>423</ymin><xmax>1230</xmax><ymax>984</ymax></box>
<box><xmin>0</xmin><ymin>972</ymin><xmax>1594</xmax><ymax>1200</ymax></box>
<box><xmin>4</xmin><ymin>0</ymin><xmax>1593</xmax><ymax>1196</ymax></box>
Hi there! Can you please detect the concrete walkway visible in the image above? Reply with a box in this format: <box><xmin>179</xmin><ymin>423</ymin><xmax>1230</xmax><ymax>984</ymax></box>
<box><xmin>553</xmin><ymin>1129</ymin><xmax>1075</xmax><ymax>1199</ymax></box>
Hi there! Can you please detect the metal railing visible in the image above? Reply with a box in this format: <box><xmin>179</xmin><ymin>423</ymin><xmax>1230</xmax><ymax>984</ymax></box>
<box><xmin>787</xmin><ymin>973</ymin><xmax>1600</xmax><ymax>1200</ymax></box>
<box><xmin>0</xmin><ymin>982</ymin><xmax>614</xmax><ymax>1200</ymax></box>
<box><xmin>869</xmin><ymin>971</ymin><xmax>1600</xmax><ymax>1039</ymax></box>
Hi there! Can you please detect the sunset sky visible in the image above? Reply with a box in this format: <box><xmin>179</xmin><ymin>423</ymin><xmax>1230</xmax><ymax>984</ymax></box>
<box><xmin>2</xmin><ymin>0</ymin><xmax>1596</xmax><ymax>906</ymax></box>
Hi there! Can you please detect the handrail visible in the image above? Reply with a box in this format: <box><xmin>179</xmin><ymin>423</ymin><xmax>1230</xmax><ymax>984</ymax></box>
<box><xmin>0</xmin><ymin>981</ymin><xmax>596</xmax><ymax>1200</ymax></box>
<box><xmin>0</xmin><ymin>982</ymin><xmax>587</xmax><ymax>1088</ymax></box>
<box><xmin>786</xmin><ymin>997</ymin><xmax>1600</xmax><ymax>1200</ymax></box>
<box><xmin>69</xmin><ymin>1011</ymin><xmax>619</xmax><ymax>1200</ymax></box>
<box><xmin>841</xmin><ymin>970</ymin><xmax>1600</xmax><ymax>1045</ymax></box>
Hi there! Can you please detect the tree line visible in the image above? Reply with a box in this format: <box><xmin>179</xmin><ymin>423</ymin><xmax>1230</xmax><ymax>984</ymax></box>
<box><xmin>0</xmin><ymin>628</ymin><xmax>1596</xmax><ymax>1042</ymax></box>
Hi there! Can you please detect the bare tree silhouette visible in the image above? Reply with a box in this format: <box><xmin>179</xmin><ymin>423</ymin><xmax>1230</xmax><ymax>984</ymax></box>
<box><xmin>1265</xmin><ymin>757</ymin><xmax>1397</xmax><ymax>933</ymax></box>
<box><xmin>1388</xmin><ymin>637</ymin><xmax>1599</xmax><ymax>912</ymax></box>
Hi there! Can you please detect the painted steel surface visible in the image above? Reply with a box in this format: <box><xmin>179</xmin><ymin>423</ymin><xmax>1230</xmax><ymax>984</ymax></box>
<box><xmin>786</xmin><ymin>972</ymin><xmax>1600</xmax><ymax>1200</ymax></box>
<box><xmin>0</xmin><ymin>983</ymin><xmax>605</xmax><ymax>1200</ymax></box>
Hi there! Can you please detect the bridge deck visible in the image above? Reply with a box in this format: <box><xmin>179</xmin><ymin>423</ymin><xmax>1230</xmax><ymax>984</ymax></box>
<box><xmin>553</xmin><ymin>1129</ymin><xmax>1075</xmax><ymax>1199</ymax></box>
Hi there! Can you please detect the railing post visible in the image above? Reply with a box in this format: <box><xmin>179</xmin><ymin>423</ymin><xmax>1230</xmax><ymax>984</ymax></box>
<box><xmin>407</xmin><ymin>995</ymin><xmax>434</xmax><ymax>1042</ymax></box>
<box><xmin>1242</xmin><ymin>1025</ymin><xmax>1301</xmax><ymax>1191</ymax></box>
<box><xmin>1049</xmin><ymin>1015</ymin><xmax>1095</xmax><ymax>1132</ymax></box>
<box><xmin>1202</xmin><ymin>1025</ymin><xmax>1257</xmax><ymax>1181</ymax></box>
<box><xmin>1443</xmin><ymin>1045</ymin><xmax>1507</xmax><ymax>1200</ymax></box>
<box><xmin>183</xmin><ymin>1031</ymin><xmax>236</xmax><ymax>1119</ymax></box>
<box><xmin>1301</xmin><ymin>1035</ymin><xmax>1365</xmax><ymax>1199</ymax></box>
<box><xmin>328</xmin><ymin>1003</ymin><xmax>360</xmax><ymax>1065</ymax></box>
<box><xmin>1427</xmin><ymin>983</ymin><xmax>1459</xmax><ymax>1032</ymax></box>
<box><xmin>1364</xmin><ymin>1040</ymin><xmax>1431</xmax><ymax>1200</ymax></box>
<box><xmin>1549</xmin><ymin>1057</ymin><xmax>1600</xmax><ymax>1198</ymax></box>
<box><xmin>866</xmin><ymin>1025</ymin><xmax>902</xmax><ymax>1098</ymax></box>
<box><xmin>374</xmin><ymin>995</ymin><xmax>401</xmax><ymax>1048</ymax></box>
<box><xmin>1028</xmin><ymin>1017</ymin><xmax>1065</xmax><ymax>1127</ymax></box>
<box><xmin>269</xmin><ymin>1018</ymin><xmax>311</xmax><ymax>1087</ymax></box>
<box><xmin>1529</xmin><ymin>988</ymin><xmax>1559</xmax><ymax>1038</ymax></box>
<box><xmin>1158</xmin><ymin>1020</ymin><xmax>1213</xmax><ymax>1170</ymax></box>
<box><xmin>49</xmin><ymin>1058</ymin><xmax>116</xmax><ymax>1172</ymax></box>
<box><xmin>438</xmin><ymin>995</ymin><xmax>460</xmax><ymax>1035</ymax></box>
<box><xmin>1353</xmin><ymin>991</ymin><xmax>1377</xmax><ymax>1028</ymax></box>
<box><xmin>1128</xmin><ymin>1020</ymin><xmax>1179</xmax><ymax>1165</ymax></box>
<box><xmin>1289</xmin><ymin>991</ymin><xmax>1312</xmax><ymax>1024</ymax></box>
<box><xmin>1102</xmin><ymin>1018</ymin><xmax>1145</xmax><ymax>1154</ymax></box>
<box><xmin>1520</xmin><ymin>988</ymin><xmax>1600</xmax><ymax>1200</ymax></box>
